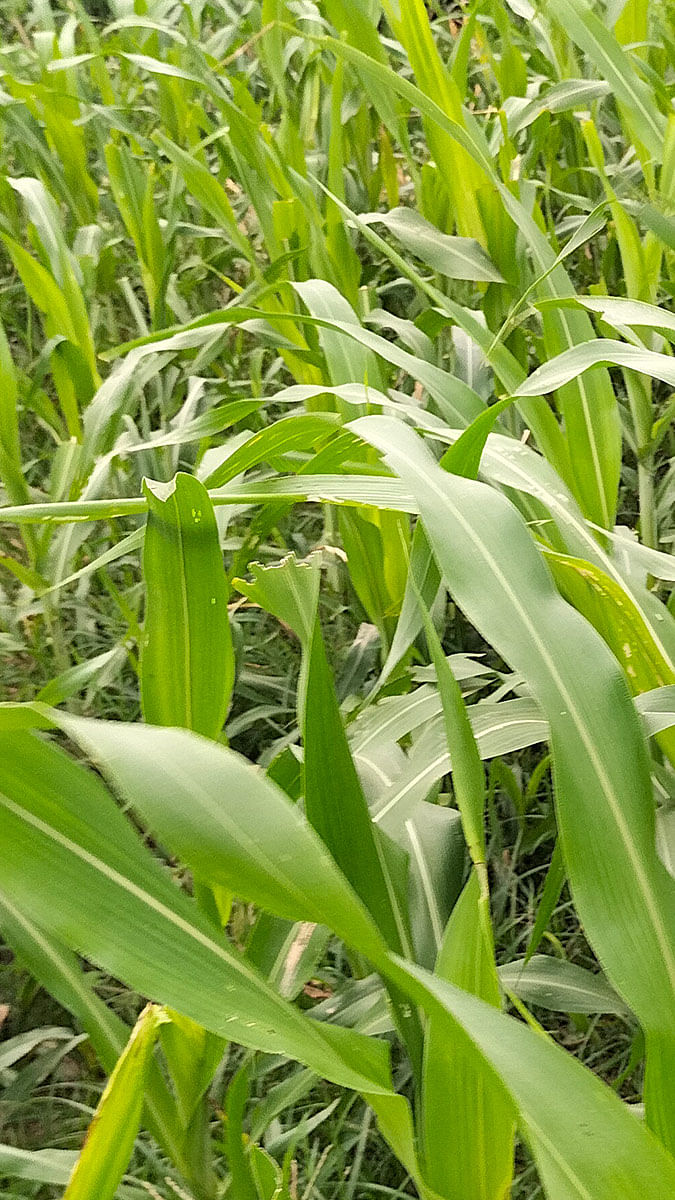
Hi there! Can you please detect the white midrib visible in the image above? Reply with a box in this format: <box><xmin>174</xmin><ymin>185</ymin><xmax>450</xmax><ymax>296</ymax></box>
<box><xmin>0</xmin><ymin>792</ymin><xmax>337</xmax><ymax>1050</ymax></box>
<box><xmin>374</xmin><ymin>717</ymin><xmax>543</xmax><ymax>822</ymax></box>
<box><xmin>480</xmin><ymin>443</ymin><xmax>675</xmax><ymax>670</ymax></box>
<box><xmin>414</xmin><ymin>462</ymin><xmax>675</xmax><ymax>999</ymax></box>
<box><xmin>539</xmin><ymin>270</ymin><xmax>611</xmax><ymax>529</ymax></box>
<box><xmin>353</xmin><ymin>689</ymin><xmax>436</xmax><ymax>753</ymax></box>
<box><xmin>404</xmin><ymin>817</ymin><xmax>443</xmax><ymax>952</ymax></box>
<box><xmin>569</xmin><ymin>7</ymin><xmax>660</xmax><ymax>148</ymax></box>
<box><xmin>499</xmin><ymin>971</ymin><xmax>621</xmax><ymax>1009</ymax></box>
<box><xmin>355</xmin><ymin>753</ymin><xmax>396</xmax><ymax>789</ymax></box>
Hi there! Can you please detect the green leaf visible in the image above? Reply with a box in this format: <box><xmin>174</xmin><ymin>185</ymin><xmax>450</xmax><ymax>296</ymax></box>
<box><xmin>380</xmin><ymin>0</ymin><xmax>488</xmax><ymax>241</ymax></box>
<box><xmin>224</xmin><ymin>1065</ymin><xmax>258</xmax><ymax>1200</ymax></box>
<box><xmin>402</xmin><ymin>803</ymin><xmax>464</xmax><ymax>970</ymax></box>
<box><xmin>544</xmin><ymin>548</ymin><xmax>675</xmax><ymax>768</ymax></box>
<box><xmin>159</xmin><ymin>1009</ymin><xmax>224</xmax><ymax>1129</ymax></box>
<box><xmin>338</xmin><ymin>506</ymin><xmax>408</xmax><ymax>648</ymax></box>
<box><xmin>284</xmin><ymin>295</ymin><xmax>485</xmax><ymax>427</ymax></box>
<box><xmin>451</xmin><ymin>427</ymin><xmax>675</xmax><ymax>674</ymax></box>
<box><xmin>233</xmin><ymin>553</ymin><xmax>321</xmax><ymax>649</ymax></box>
<box><xmin>0</xmin><ymin>1140</ymin><xmax>169</xmax><ymax>1199</ymax></box>
<box><xmin>153</xmin><ymin>132</ymin><xmax>254</xmax><ymax>259</ymax></box>
<box><xmin>506</xmin><ymin>79</ymin><xmax>611</xmax><ymax>136</ymax></box>
<box><xmin>3</xmin><ymin>718</ymin><xmax>672</xmax><ymax>1197</ymax></box>
<box><xmin>100</xmin><ymin>302</ymin><xmax>486</xmax><ymax>428</ymax></box>
<box><xmin>440</xmin><ymin>397</ymin><xmax>514</xmax><ymax>480</ymax></box>
<box><xmin>141</xmin><ymin>473</ymin><xmax>234</xmax><ymax>739</ymax></box>
<box><xmin>499</xmin><ymin>957</ymin><xmax>630</xmax><ymax>1016</ymax></box>
<box><xmin>391</xmin><ymin>956</ymin><xmax>675</xmax><ymax>1200</ymax></box>
<box><xmin>377</xmin><ymin>399</ymin><xmax>511</xmax><ymax>687</ymax></box>
<box><xmin>0</xmin><ymin>317</ymin><xmax>29</xmax><ymax>509</ymax></box>
<box><xmin>422</xmin><ymin>872</ymin><xmax>515</xmax><ymax>1200</ymax></box>
<box><xmin>0</xmin><ymin>886</ymin><xmax>186</xmax><ymax>1175</ymax></box>
<box><xmin>302</xmin><ymin>618</ymin><xmax>424</xmax><ymax>1069</ymax></box>
<box><xmin>0</xmin><ymin>731</ymin><xmax>392</xmax><ymax>1096</ymax></box>
<box><xmin>551</xmin><ymin>0</ymin><xmax>666</xmax><ymax>159</ymax></box>
<box><xmin>0</xmin><ymin>1143</ymin><xmax>157</xmax><ymax>1196</ymax></box>
<box><xmin>36</xmin><ymin>648</ymin><xmax>126</xmax><ymax>707</ymax></box>
<box><xmin>351</xmin><ymin>415</ymin><xmax>675</xmax><ymax>1140</ymax></box>
<box><xmin>63</xmin><ymin>1004</ymin><xmax>166</xmax><ymax>1200</ymax></box>
<box><xmin>495</xmin><ymin>189</ymin><xmax>621</xmax><ymax>530</ymax></box>
<box><xmin>56</xmin><ymin>715</ymin><xmax>387</xmax><ymax>967</ymax></box>
<box><xmin>414</xmin><ymin>593</ymin><xmax>487</xmax><ymax>875</ymax></box>
<box><xmin>636</xmin><ymin>686</ymin><xmax>675</xmax><ymax>737</ymax></box>
<box><xmin>293</xmin><ymin>279</ymin><xmax>386</xmax><ymax>394</ymax></box>
<box><xmin>0</xmin><ymin>1026</ymin><xmax>74</xmax><ymax>1072</ymax></box>
<box><xmin>0</xmin><ymin>1144</ymin><xmax>77</xmax><ymax>1188</ymax></box>
<box><xmin>305</xmin><ymin>51</ymin><xmax>620</xmax><ymax>524</ymax></box>
<box><xmin>0</xmin><ymin>473</ymin><xmax>418</xmax><ymax>525</ymax></box>
<box><xmin>377</xmin><ymin>522</ymin><xmax>441</xmax><ymax>688</ymax></box>
<box><xmin>303</xmin><ymin>623</ymin><xmax>412</xmax><ymax>955</ymax></box>
<box><xmin>514</xmin><ymin>339</ymin><xmax>675</xmax><ymax>397</ymax></box>
<box><xmin>202</xmin><ymin>414</ymin><xmax>341</xmax><ymax>489</ymax></box>
<box><xmin>359</xmin><ymin>207</ymin><xmax>504</xmax><ymax>282</ymax></box>
<box><xmin>524</xmin><ymin>838</ymin><xmax>566</xmax><ymax>964</ymax></box>
<box><xmin>0</xmin><ymin>889</ymin><xmax>127</xmax><ymax>1073</ymax></box>
<box><xmin>38</xmin><ymin>530</ymin><xmax>145</xmax><ymax>601</ymax></box>
<box><xmin>544</xmin><ymin>549</ymin><xmax>675</xmax><ymax>694</ymax></box>
<box><xmin>1</xmin><ymin>235</ymin><xmax>81</xmax><ymax>347</ymax></box>
<box><xmin>371</xmin><ymin>699</ymin><xmax>548</xmax><ymax>836</ymax></box>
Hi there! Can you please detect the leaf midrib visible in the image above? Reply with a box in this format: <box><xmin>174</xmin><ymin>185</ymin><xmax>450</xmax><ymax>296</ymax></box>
<box><xmin>417</xmin><ymin>464</ymin><xmax>675</xmax><ymax>1002</ymax></box>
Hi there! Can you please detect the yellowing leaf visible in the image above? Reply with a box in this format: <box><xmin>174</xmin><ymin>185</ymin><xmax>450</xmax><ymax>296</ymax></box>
<box><xmin>63</xmin><ymin>1004</ymin><xmax>165</xmax><ymax>1200</ymax></box>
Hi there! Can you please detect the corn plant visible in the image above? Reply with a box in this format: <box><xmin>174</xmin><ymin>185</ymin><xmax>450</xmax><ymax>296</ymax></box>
<box><xmin>0</xmin><ymin>1</ymin><xmax>674</xmax><ymax>1198</ymax></box>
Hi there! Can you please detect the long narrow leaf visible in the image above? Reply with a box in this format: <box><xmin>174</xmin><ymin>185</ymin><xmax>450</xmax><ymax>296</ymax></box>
<box><xmin>141</xmin><ymin>473</ymin><xmax>234</xmax><ymax>738</ymax></box>
<box><xmin>351</xmin><ymin>414</ymin><xmax>675</xmax><ymax>1141</ymax></box>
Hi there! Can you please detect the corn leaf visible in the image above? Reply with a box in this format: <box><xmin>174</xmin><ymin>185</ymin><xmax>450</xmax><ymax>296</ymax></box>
<box><xmin>141</xmin><ymin>472</ymin><xmax>234</xmax><ymax>739</ymax></box>
<box><xmin>0</xmin><ymin>732</ymin><xmax>392</xmax><ymax>1095</ymax></box>
<box><xmin>422</xmin><ymin>872</ymin><xmax>515</xmax><ymax>1200</ymax></box>
<box><xmin>63</xmin><ymin>1004</ymin><xmax>165</xmax><ymax>1200</ymax></box>
<box><xmin>351</xmin><ymin>414</ymin><xmax>675</xmax><ymax>1140</ymax></box>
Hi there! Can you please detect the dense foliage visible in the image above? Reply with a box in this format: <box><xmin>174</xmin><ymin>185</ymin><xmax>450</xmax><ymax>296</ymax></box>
<box><xmin>0</xmin><ymin>1</ymin><xmax>674</xmax><ymax>1197</ymax></box>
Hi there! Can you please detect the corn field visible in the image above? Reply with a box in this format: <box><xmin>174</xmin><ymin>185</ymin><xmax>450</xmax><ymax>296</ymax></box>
<box><xmin>0</xmin><ymin>1</ymin><xmax>674</xmax><ymax>1197</ymax></box>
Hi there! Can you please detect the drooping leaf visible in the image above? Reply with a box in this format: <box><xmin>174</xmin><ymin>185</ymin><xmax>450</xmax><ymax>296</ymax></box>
<box><xmin>498</xmin><ymin>957</ymin><xmax>630</xmax><ymax>1017</ymax></box>
<box><xmin>514</xmin><ymin>339</ymin><xmax>675</xmax><ymax>398</ymax></box>
<box><xmin>359</xmin><ymin>208</ymin><xmax>504</xmax><ymax>282</ymax></box>
<box><xmin>0</xmin><ymin>731</ymin><xmax>392</xmax><ymax>1096</ymax></box>
<box><xmin>351</xmin><ymin>414</ymin><xmax>675</xmax><ymax>1144</ymax></box>
<box><xmin>390</xmin><ymin>956</ymin><xmax>675</xmax><ymax>1200</ymax></box>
